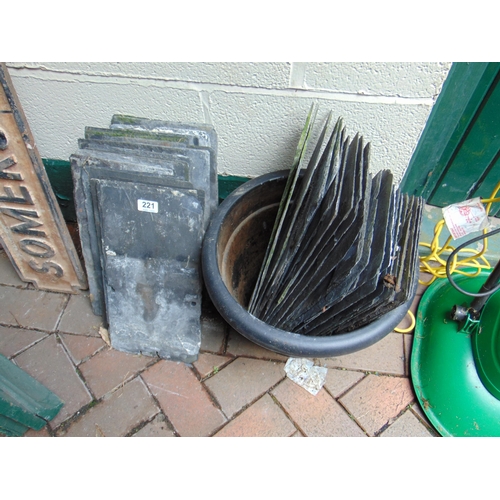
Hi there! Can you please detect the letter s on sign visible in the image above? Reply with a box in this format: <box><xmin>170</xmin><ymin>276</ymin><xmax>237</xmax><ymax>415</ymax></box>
<box><xmin>29</xmin><ymin>260</ymin><xmax>64</xmax><ymax>278</ymax></box>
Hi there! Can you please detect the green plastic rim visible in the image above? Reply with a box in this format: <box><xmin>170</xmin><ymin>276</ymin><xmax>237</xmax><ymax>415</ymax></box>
<box><xmin>411</xmin><ymin>270</ymin><xmax>500</xmax><ymax>437</ymax></box>
<box><xmin>472</xmin><ymin>289</ymin><xmax>500</xmax><ymax>400</ymax></box>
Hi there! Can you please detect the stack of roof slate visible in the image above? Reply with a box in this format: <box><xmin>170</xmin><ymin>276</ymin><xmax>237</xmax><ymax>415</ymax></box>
<box><xmin>71</xmin><ymin>115</ymin><xmax>217</xmax><ymax>363</ymax></box>
<box><xmin>249</xmin><ymin>106</ymin><xmax>423</xmax><ymax>335</ymax></box>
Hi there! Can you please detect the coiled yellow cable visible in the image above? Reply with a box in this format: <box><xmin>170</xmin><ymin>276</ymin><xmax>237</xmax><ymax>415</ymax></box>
<box><xmin>394</xmin><ymin>182</ymin><xmax>500</xmax><ymax>334</ymax></box>
<box><xmin>394</xmin><ymin>310</ymin><xmax>415</xmax><ymax>333</ymax></box>
<box><xmin>418</xmin><ymin>181</ymin><xmax>500</xmax><ymax>287</ymax></box>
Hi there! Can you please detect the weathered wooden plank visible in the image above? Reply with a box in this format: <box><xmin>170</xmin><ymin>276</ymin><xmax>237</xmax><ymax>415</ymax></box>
<box><xmin>0</xmin><ymin>63</ymin><xmax>87</xmax><ymax>293</ymax></box>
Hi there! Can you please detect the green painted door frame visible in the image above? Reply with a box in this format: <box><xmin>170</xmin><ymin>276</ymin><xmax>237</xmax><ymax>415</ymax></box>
<box><xmin>400</xmin><ymin>62</ymin><xmax>500</xmax><ymax>214</ymax></box>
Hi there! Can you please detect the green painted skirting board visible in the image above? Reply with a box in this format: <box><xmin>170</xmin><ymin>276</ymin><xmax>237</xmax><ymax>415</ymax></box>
<box><xmin>217</xmin><ymin>174</ymin><xmax>250</xmax><ymax>200</ymax></box>
<box><xmin>42</xmin><ymin>159</ymin><xmax>249</xmax><ymax>222</ymax></box>
<box><xmin>43</xmin><ymin>159</ymin><xmax>78</xmax><ymax>221</ymax></box>
<box><xmin>43</xmin><ymin>159</ymin><xmax>500</xmax><ymax>265</ymax></box>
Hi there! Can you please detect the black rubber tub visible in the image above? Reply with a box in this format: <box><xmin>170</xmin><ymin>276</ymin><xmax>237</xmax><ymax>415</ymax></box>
<box><xmin>201</xmin><ymin>170</ymin><xmax>413</xmax><ymax>358</ymax></box>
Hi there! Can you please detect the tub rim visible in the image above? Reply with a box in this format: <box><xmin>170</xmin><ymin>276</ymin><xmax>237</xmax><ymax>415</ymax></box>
<box><xmin>201</xmin><ymin>170</ymin><xmax>414</xmax><ymax>358</ymax></box>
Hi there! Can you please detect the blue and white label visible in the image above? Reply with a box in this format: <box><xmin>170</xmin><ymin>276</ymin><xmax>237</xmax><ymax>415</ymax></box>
<box><xmin>137</xmin><ymin>199</ymin><xmax>158</xmax><ymax>213</ymax></box>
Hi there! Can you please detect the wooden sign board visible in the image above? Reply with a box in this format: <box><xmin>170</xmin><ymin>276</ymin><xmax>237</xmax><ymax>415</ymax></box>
<box><xmin>0</xmin><ymin>63</ymin><xmax>87</xmax><ymax>293</ymax></box>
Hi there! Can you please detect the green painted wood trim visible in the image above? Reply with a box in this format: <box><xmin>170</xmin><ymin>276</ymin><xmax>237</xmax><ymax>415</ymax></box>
<box><xmin>470</xmin><ymin>152</ymin><xmax>500</xmax><ymax>217</ymax></box>
<box><xmin>0</xmin><ymin>413</ymin><xmax>30</xmax><ymax>437</ymax></box>
<box><xmin>0</xmin><ymin>353</ymin><xmax>64</xmax><ymax>431</ymax></box>
<box><xmin>400</xmin><ymin>62</ymin><xmax>500</xmax><ymax>200</ymax></box>
<box><xmin>429</xmin><ymin>69</ymin><xmax>500</xmax><ymax>207</ymax></box>
<box><xmin>41</xmin><ymin>159</ymin><xmax>251</xmax><ymax>221</ymax></box>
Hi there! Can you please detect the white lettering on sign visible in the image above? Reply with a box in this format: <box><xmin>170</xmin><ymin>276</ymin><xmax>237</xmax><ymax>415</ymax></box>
<box><xmin>137</xmin><ymin>199</ymin><xmax>158</xmax><ymax>213</ymax></box>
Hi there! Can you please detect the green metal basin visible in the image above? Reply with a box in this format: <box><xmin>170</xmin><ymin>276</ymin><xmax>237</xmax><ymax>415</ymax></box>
<box><xmin>411</xmin><ymin>270</ymin><xmax>500</xmax><ymax>437</ymax></box>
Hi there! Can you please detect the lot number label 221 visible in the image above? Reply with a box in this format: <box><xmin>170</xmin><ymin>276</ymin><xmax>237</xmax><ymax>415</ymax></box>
<box><xmin>137</xmin><ymin>199</ymin><xmax>158</xmax><ymax>213</ymax></box>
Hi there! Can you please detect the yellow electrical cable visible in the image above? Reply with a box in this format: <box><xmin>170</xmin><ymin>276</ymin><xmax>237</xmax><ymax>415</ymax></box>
<box><xmin>394</xmin><ymin>310</ymin><xmax>416</xmax><ymax>333</ymax></box>
<box><xmin>418</xmin><ymin>181</ymin><xmax>500</xmax><ymax>286</ymax></box>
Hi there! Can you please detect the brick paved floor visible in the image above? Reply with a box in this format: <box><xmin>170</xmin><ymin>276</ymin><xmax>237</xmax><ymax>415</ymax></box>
<box><xmin>0</xmin><ymin>248</ymin><xmax>438</xmax><ymax>437</ymax></box>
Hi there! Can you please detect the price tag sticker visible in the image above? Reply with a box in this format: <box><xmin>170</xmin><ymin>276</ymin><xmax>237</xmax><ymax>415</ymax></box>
<box><xmin>137</xmin><ymin>199</ymin><xmax>158</xmax><ymax>213</ymax></box>
<box><xmin>442</xmin><ymin>198</ymin><xmax>490</xmax><ymax>240</ymax></box>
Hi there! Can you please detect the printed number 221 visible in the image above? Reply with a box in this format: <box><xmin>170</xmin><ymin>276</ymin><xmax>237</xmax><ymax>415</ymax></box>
<box><xmin>137</xmin><ymin>199</ymin><xmax>158</xmax><ymax>213</ymax></box>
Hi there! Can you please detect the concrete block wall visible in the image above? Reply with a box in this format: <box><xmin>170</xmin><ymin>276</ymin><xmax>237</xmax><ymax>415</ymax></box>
<box><xmin>5</xmin><ymin>62</ymin><xmax>451</xmax><ymax>183</ymax></box>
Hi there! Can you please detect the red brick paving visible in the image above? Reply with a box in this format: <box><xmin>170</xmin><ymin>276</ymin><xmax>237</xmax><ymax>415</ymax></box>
<box><xmin>204</xmin><ymin>357</ymin><xmax>285</xmax><ymax>418</ymax></box>
<box><xmin>272</xmin><ymin>378</ymin><xmax>367</xmax><ymax>437</ymax></box>
<box><xmin>60</xmin><ymin>377</ymin><xmax>159</xmax><ymax>437</ymax></box>
<box><xmin>200</xmin><ymin>315</ymin><xmax>227</xmax><ymax>353</ymax></box>
<box><xmin>339</xmin><ymin>374</ymin><xmax>415</xmax><ymax>436</ymax></box>
<box><xmin>379</xmin><ymin>408</ymin><xmax>434</xmax><ymax>437</ymax></box>
<box><xmin>0</xmin><ymin>325</ymin><xmax>47</xmax><ymax>359</ymax></box>
<box><xmin>132</xmin><ymin>414</ymin><xmax>176</xmax><ymax>437</ymax></box>
<box><xmin>0</xmin><ymin>286</ymin><xmax>67</xmax><ymax>331</ymax></box>
<box><xmin>193</xmin><ymin>352</ymin><xmax>233</xmax><ymax>379</ymax></box>
<box><xmin>141</xmin><ymin>359</ymin><xmax>227</xmax><ymax>436</ymax></box>
<box><xmin>24</xmin><ymin>426</ymin><xmax>52</xmax><ymax>437</ymax></box>
<box><xmin>214</xmin><ymin>394</ymin><xmax>296</xmax><ymax>437</ymax></box>
<box><xmin>320</xmin><ymin>332</ymin><xmax>406</xmax><ymax>375</ymax></box>
<box><xmin>14</xmin><ymin>334</ymin><xmax>93</xmax><ymax>428</ymax></box>
<box><xmin>59</xmin><ymin>333</ymin><xmax>106</xmax><ymax>365</ymax></box>
<box><xmin>323</xmin><ymin>368</ymin><xmax>365</xmax><ymax>398</ymax></box>
<box><xmin>78</xmin><ymin>348</ymin><xmax>153</xmax><ymax>399</ymax></box>
<box><xmin>403</xmin><ymin>333</ymin><xmax>414</xmax><ymax>377</ymax></box>
<box><xmin>57</xmin><ymin>293</ymin><xmax>103</xmax><ymax>337</ymax></box>
<box><xmin>0</xmin><ymin>251</ymin><xmax>439</xmax><ymax>438</ymax></box>
<box><xmin>0</xmin><ymin>250</ymin><xmax>28</xmax><ymax>287</ymax></box>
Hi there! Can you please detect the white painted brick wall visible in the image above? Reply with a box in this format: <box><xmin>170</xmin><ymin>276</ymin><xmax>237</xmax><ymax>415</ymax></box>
<box><xmin>5</xmin><ymin>62</ymin><xmax>451</xmax><ymax>183</ymax></box>
<box><xmin>299</xmin><ymin>62</ymin><xmax>451</xmax><ymax>98</ymax></box>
